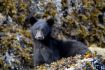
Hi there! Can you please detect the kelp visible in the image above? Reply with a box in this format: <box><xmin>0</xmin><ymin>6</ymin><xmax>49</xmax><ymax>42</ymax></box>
<box><xmin>0</xmin><ymin>24</ymin><xmax>32</xmax><ymax>69</ymax></box>
<box><xmin>0</xmin><ymin>0</ymin><xmax>105</xmax><ymax>69</ymax></box>
<box><xmin>60</xmin><ymin>0</ymin><xmax>105</xmax><ymax>47</ymax></box>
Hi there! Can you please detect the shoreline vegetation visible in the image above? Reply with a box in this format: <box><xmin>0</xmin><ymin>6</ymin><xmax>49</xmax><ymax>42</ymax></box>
<box><xmin>0</xmin><ymin>0</ymin><xmax>105</xmax><ymax>70</ymax></box>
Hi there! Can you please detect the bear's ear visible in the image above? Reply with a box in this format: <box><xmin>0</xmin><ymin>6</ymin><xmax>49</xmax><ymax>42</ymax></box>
<box><xmin>30</xmin><ymin>16</ymin><xmax>37</xmax><ymax>25</ymax></box>
<box><xmin>46</xmin><ymin>17</ymin><xmax>55</xmax><ymax>27</ymax></box>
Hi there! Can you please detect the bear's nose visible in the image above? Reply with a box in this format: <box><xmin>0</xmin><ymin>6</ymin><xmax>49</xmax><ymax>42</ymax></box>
<box><xmin>37</xmin><ymin>36</ymin><xmax>44</xmax><ymax>40</ymax></box>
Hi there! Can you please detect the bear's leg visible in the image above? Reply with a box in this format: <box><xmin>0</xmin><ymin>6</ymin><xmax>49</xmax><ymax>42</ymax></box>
<box><xmin>34</xmin><ymin>49</ymin><xmax>44</xmax><ymax>66</ymax></box>
<box><xmin>59</xmin><ymin>40</ymin><xmax>90</xmax><ymax>57</ymax></box>
<box><xmin>41</xmin><ymin>47</ymin><xmax>60</xmax><ymax>64</ymax></box>
<box><xmin>67</xmin><ymin>40</ymin><xmax>90</xmax><ymax>56</ymax></box>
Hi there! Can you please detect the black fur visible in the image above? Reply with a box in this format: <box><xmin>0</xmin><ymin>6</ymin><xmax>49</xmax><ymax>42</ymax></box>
<box><xmin>31</xmin><ymin>18</ymin><xmax>89</xmax><ymax>66</ymax></box>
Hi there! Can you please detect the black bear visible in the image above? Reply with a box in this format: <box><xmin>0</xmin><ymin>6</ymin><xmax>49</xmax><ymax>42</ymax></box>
<box><xmin>31</xmin><ymin>18</ymin><xmax>90</xmax><ymax>66</ymax></box>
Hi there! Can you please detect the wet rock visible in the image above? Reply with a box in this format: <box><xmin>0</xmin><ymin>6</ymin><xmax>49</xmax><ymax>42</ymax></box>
<box><xmin>4</xmin><ymin>51</ymin><xmax>15</xmax><ymax>67</ymax></box>
<box><xmin>0</xmin><ymin>32</ymin><xmax>6</xmax><ymax>37</ymax></box>
<box><xmin>0</xmin><ymin>13</ymin><xmax>6</xmax><ymax>25</ymax></box>
<box><xmin>4</xmin><ymin>16</ymin><xmax>13</xmax><ymax>24</ymax></box>
<box><xmin>16</xmin><ymin>34</ymin><xmax>26</xmax><ymax>48</ymax></box>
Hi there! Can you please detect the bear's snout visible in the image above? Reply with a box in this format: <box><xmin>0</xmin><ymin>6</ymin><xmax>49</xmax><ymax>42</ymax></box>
<box><xmin>35</xmin><ymin>30</ymin><xmax>44</xmax><ymax>40</ymax></box>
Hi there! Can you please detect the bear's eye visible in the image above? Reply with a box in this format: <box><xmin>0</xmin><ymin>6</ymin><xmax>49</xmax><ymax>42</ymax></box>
<box><xmin>41</xmin><ymin>28</ymin><xmax>45</xmax><ymax>32</ymax></box>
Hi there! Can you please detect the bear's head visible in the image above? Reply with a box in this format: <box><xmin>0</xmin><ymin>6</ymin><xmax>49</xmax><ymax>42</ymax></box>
<box><xmin>31</xmin><ymin>17</ymin><xmax>54</xmax><ymax>40</ymax></box>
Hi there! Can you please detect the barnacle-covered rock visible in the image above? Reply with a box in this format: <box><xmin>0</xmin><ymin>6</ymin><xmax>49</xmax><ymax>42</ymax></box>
<box><xmin>0</xmin><ymin>13</ymin><xmax>6</xmax><ymax>24</ymax></box>
<box><xmin>35</xmin><ymin>54</ymin><xmax>105</xmax><ymax>70</ymax></box>
<box><xmin>0</xmin><ymin>0</ymin><xmax>105</xmax><ymax>70</ymax></box>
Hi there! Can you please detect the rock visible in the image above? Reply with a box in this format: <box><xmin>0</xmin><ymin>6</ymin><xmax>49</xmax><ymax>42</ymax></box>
<box><xmin>4</xmin><ymin>51</ymin><xmax>15</xmax><ymax>66</ymax></box>
<box><xmin>3</xmin><ymin>15</ymin><xmax>13</xmax><ymax>24</ymax></box>
<box><xmin>65</xmin><ymin>66</ymin><xmax>75</xmax><ymax>70</ymax></box>
<box><xmin>89</xmin><ymin>44</ymin><xmax>105</xmax><ymax>59</ymax></box>
<box><xmin>6</xmin><ymin>16</ymin><xmax>13</xmax><ymax>24</ymax></box>
<box><xmin>0</xmin><ymin>13</ymin><xmax>13</xmax><ymax>25</ymax></box>
<box><xmin>0</xmin><ymin>32</ymin><xmax>6</xmax><ymax>37</ymax></box>
<box><xmin>0</xmin><ymin>13</ymin><xmax>6</xmax><ymax>24</ymax></box>
<box><xmin>16</xmin><ymin>34</ymin><xmax>26</xmax><ymax>48</ymax></box>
